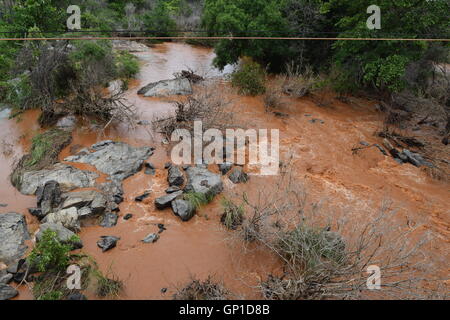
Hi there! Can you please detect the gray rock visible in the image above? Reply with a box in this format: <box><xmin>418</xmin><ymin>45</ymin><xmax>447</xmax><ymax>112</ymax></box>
<box><xmin>218</xmin><ymin>162</ymin><xmax>233</xmax><ymax>175</ymax></box>
<box><xmin>0</xmin><ymin>203</ymin><xmax>7</xmax><ymax>207</ymax></box>
<box><xmin>155</xmin><ymin>191</ymin><xmax>183</xmax><ymax>210</ymax></box>
<box><xmin>0</xmin><ymin>213</ymin><xmax>29</xmax><ymax>265</ymax></box>
<box><xmin>168</xmin><ymin>166</ymin><xmax>184</xmax><ymax>186</ymax></box>
<box><xmin>64</xmin><ymin>141</ymin><xmax>153</xmax><ymax>181</ymax></box>
<box><xmin>135</xmin><ymin>192</ymin><xmax>151</xmax><ymax>202</ymax></box>
<box><xmin>402</xmin><ymin>149</ymin><xmax>433</xmax><ymax>168</ymax></box>
<box><xmin>36</xmin><ymin>180</ymin><xmax>62</xmax><ymax>217</ymax></box>
<box><xmin>137</xmin><ymin>78</ymin><xmax>193</xmax><ymax>97</ymax></box>
<box><xmin>144</xmin><ymin>162</ymin><xmax>156</xmax><ymax>175</ymax></box>
<box><xmin>42</xmin><ymin>207</ymin><xmax>80</xmax><ymax>232</ymax></box>
<box><xmin>97</xmin><ymin>236</ymin><xmax>120</xmax><ymax>252</ymax></box>
<box><xmin>56</xmin><ymin>115</ymin><xmax>76</xmax><ymax>131</ymax></box>
<box><xmin>36</xmin><ymin>223</ymin><xmax>82</xmax><ymax>249</ymax></box>
<box><xmin>100</xmin><ymin>213</ymin><xmax>118</xmax><ymax>228</ymax></box>
<box><xmin>0</xmin><ymin>284</ymin><xmax>18</xmax><ymax>300</ymax></box>
<box><xmin>28</xmin><ymin>207</ymin><xmax>45</xmax><ymax>220</ymax></box>
<box><xmin>184</xmin><ymin>167</ymin><xmax>223</xmax><ymax>198</ymax></box>
<box><xmin>228</xmin><ymin>167</ymin><xmax>249</xmax><ymax>184</ymax></box>
<box><xmin>171</xmin><ymin>199</ymin><xmax>195</xmax><ymax>222</ymax></box>
<box><xmin>77</xmin><ymin>207</ymin><xmax>92</xmax><ymax>218</ymax></box>
<box><xmin>165</xmin><ymin>186</ymin><xmax>181</xmax><ymax>193</ymax></box>
<box><xmin>142</xmin><ymin>233</ymin><xmax>159</xmax><ymax>243</ymax></box>
<box><xmin>19</xmin><ymin>163</ymin><xmax>98</xmax><ymax>195</ymax></box>
<box><xmin>62</xmin><ymin>190</ymin><xmax>107</xmax><ymax>215</ymax></box>
<box><xmin>0</xmin><ymin>273</ymin><xmax>13</xmax><ymax>284</ymax></box>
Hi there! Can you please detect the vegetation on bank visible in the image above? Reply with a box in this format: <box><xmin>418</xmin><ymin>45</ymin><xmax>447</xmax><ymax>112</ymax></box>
<box><xmin>27</xmin><ymin>229</ymin><xmax>123</xmax><ymax>300</ymax></box>
<box><xmin>10</xmin><ymin>128</ymin><xmax>72</xmax><ymax>189</ymax></box>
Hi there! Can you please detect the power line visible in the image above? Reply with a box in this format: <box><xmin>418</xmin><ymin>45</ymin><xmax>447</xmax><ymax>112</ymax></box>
<box><xmin>0</xmin><ymin>36</ymin><xmax>448</xmax><ymax>41</ymax></box>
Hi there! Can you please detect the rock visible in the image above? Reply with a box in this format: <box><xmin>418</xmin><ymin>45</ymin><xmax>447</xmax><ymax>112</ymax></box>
<box><xmin>65</xmin><ymin>141</ymin><xmax>153</xmax><ymax>181</ymax></box>
<box><xmin>67</xmin><ymin>293</ymin><xmax>87</xmax><ymax>300</ymax></box>
<box><xmin>158</xmin><ymin>224</ymin><xmax>166</xmax><ymax>233</ymax></box>
<box><xmin>97</xmin><ymin>236</ymin><xmax>120</xmax><ymax>252</ymax></box>
<box><xmin>100</xmin><ymin>213</ymin><xmax>118</xmax><ymax>228</ymax></box>
<box><xmin>99</xmin><ymin>180</ymin><xmax>124</xmax><ymax>205</ymax></box>
<box><xmin>402</xmin><ymin>149</ymin><xmax>433</xmax><ymax>168</ymax></box>
<box><xmin>6</xmin><ymin>259</ymin><xmax>25</xmax><ymax>274</ymax></box>
<box><xmin>12</xmin><ymin>272</ymin><xmax>26</xmax><ymax>283</ymax></box>
<box><xmin>28</xmin><ymin>207</ymin><xmax>45</xmax><ymax>220</ymax></box>
<box><xmin>184</xmin><ymin>167</ymin><xmax>223</xmax><ymax>198</ymax></box>
<box><xmin>42</xmin><ymin>207</ymin><xmax>80</xmax><ymax>232</ymax></box>
<box><xmin>0</xmin><ymin>273</ymin><xmax>13</xmax><ymax>284</ymax></box>
<box><xmin>228</xmin><ymin>167</ymin><xmax>249</xmax><ymax>184</ymax></box>
<box><xmin>137</xmin><ymin>78</ymin><xmax>193</xmax><ymax>97</ymax></box>
<box><xmin>36</xmin><ymin>180</ymin><xmax>62</xmax><ymax>217</ymax></box>
<box><xmin>19</xmin><ymin>163</ymin><xmax>98</xmax><ymax>195</ymax></box>
<box><xmin>36</xmin><ymin>223</ymin><xmax>83</xmax><ymax>249</ymax></box>
<box><xmin>182</xmin><ymin>164</ymin><xmax>190</xmax><ymax>170</ymax></box>
<box><xmin>56</xmin><ymin>115</ymin><xmax>76</xmax><ymax>131</ymax></box>
<box><xmin>77</xmin><ymin>207</ymin><xmax>92</xmax><ymax>218</ymax></box>
<box><xmin>164</xmin><ymin>162</ymin><xmax>172</xmax><ymax>169</ymax></box>
<box><xmin>0</xmin><ymin>284</ymin><xmax>18</xmax><ymax>300</ymax></box>
<box><xmin>309</xmin><ymin>118</ymin><xmax>325</xmax><ymax>124</ymax></box>
<box><xmin>0</xmin><ymin>213</ymin><xmax>29</xmax><ymax>265</ymax></box>
<box><xmin>168</xmin><ymin>166</ymin><xmax>184</xmax><ymax>186</ymax></box>
<box><xmin>144</xmin><ymin>162</ymin><xmax>155</xmax><ymax>175</ymax></box>
<box><xmin>171</xmin><ymin>199</ymin><xmax>195</xmax><ymax>221</ymax></box>
<box><xmin>62</xmin><ymin>190</ymin><xmax>107</xmax><ymax>215</ymax></box>
<box><xmin>359</xmin><ymin>141</ymin><xmax>370</xmax><ymax>147</ymax></box>
<box><xmin>155</xmin><ymin>191</ymin><xmax>183</xmax><ymax>210</ymax></box>
<box><xmin>218</xmin><ymin>162</ymin><xmax>233</xmax><ymax>175</ymax></box>
<box><xmin>165</xmin><ymin>186</ymin><xmax>181</xmax><ymax>193</ymax></box>
<box><xmin>0</xmin><ymin>204</ymin><xmax>7</xmax><ymax>208</ymax></box>
<box><xmin>142</xmin><ymin>233</ymin><xmax>159</xmax><ymax>243</ymax></box>
<box><xmin>135</xmin><ymin>192</ymin><xmax>151</xmax><ymax>202</ymax></box>
<box><xmin>123</xmin><ymin>213</ymin><xmax>133</xmax><ymax>220</ymax></box>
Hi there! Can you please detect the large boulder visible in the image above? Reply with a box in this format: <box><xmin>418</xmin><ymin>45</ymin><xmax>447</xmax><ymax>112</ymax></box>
<box><xmin>184</xmin><ymin>167</ymin><xmax>223</xmax><ymax>198</ymax></box>
<box><xmin>168</xmin><ymin>166</ymin><xmax>184</xmax><ymax>186</ymax></box>
<box><xmin>36</xmin><ymin>180</ymin><xmax>62</xmax><ymax>217</ymax></box>
<box><xmin>171</xmin><ymin>199</ymin><xmax>195</xmax><ymax>222</ymax></box>
<box><xmin>64</xmin><ymin>141</ymin><xmax>154</xmax><ymax>181</ymax></box>
<box><xmin>0</xmin><ymin>284</ymin><xmax>18</xmax><ymax>300</ymax></box>
<box><xmin>137</xmin><ymin>78</ymin><xmax>193</xmax><ymax>97</ymax></box>
<box><xmin>19</xmin><ymin>163</ymin><xmax>98</xmax><ymax>195</ymax></box>
<box><xmin>61</xmin><ymin>190</ymin><xmax>107</xmax><ymax>215</ymax></box>
<box><xmin>0</xmin><ymin>213</ymin><xmax>29</xmax><ymax>265</ymax></box>
<box><xmin>36</xmin><ymin>223</ymin><xmax>83</xmax><ymax>248</ymax></box>
<box><xmin>42</xmin><ymin>207</ymin><xmax>80</xmax><ymax>232</ymax></box>
<box><xmin>155</xmin><ymin>191</ymin><xmax>183</xmax><ymax>210</ymax></box>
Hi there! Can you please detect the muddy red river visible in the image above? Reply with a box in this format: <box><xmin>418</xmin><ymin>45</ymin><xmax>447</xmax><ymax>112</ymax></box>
<box><xmin>0</xmin><ymin>42</ymin><xmax>448</xmax><ymax>299</ymax></box>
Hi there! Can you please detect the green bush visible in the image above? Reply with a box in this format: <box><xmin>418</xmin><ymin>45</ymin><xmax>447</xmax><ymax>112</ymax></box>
<box><xmin>184</xmin><ymin>192</ymin><xmax>213</xmax><ymax>210</ymax></box>
<box><xmin>231</xmin><ymin>59</ymin><xmax>266</xmax><ymax>96</ymax></box>
<box><xmin>115</xmin><ymin>51</ymin><xmax>139</xmax><ymax>79</ymax></box>
<box><xmin>27</xmin><ymin>230</ymin><xmax>74</xmax><ymax>272</ymax></box>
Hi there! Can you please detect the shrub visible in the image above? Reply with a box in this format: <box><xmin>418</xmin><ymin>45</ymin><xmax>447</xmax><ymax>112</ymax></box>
<box><xmin>173</xmin><ymin>276</ymin><xmax>229</xmax><ymax>300</ymax></box>
<box><xmin>27</xmin><ymin>230</ymin><xmax>73</xmax><ymax>272</ymax></box>
<box><xmin>95</xmin><ymin>271</ymin><xmax>123</xmax><ymax>298</ymax></box>
<box><xmin>115</xmin><ymin>51</ymin><xmax>139</xmax><ymax>79</ymax></box>
<box><xmin>231</xmin><ymin>59</ymin><xmax>266</xmax><ymax>96</ymax></box>
<box><xmin>220</xmin><ymin>197</ymin><xmax>244</xmax><ymax>230</ymax></box>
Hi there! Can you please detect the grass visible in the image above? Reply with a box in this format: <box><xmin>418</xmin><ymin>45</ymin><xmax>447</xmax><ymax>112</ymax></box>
<box><xmin>95</xmin><ymin>270</ymin><xmax>123</xmax><ymax>298</ymax></box>
<box><xmin>183</xmin><ymin>192</ymin><xmax>213</xmax><ymax>210</ymax></box>
<box><xmin>220</xmin><ymin>197</ymin><xmax>244</xmax><ymax>230</ymax></box>
<box><xmin>10</xmin><ymin>128</ymin><xmax>72</xmax><ymax>189</ymax></box>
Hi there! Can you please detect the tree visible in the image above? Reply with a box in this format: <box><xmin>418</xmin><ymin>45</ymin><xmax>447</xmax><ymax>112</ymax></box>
<box><xmin>202</xmin><ymin>0</ymin><xmax>290</xmax><ymax>71</ymax></box>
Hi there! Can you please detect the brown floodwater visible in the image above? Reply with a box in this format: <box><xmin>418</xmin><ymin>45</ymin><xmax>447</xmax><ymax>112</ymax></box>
<box><xmin>1</xmin><ymin>42</ymin><xmax>448</xmax><ymax>299</ymax></box>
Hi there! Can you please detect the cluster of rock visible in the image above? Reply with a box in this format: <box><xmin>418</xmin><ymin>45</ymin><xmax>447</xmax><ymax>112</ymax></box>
<box><xmin>382</xmin><ymin>139</ymin><xmax>433</xmax><ymax>167</ymax></box>
<box><xmin>154</xmin><ymin>163</ymin><xmax>248</xmax><ymax>222</ymax></box>
<box><xmin>1</xmin><ymin>141</ymin><xmax>155</xmax><ymax>299</ymax></box>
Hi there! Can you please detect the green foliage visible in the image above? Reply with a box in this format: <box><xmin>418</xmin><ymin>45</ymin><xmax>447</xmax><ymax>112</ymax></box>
<box><xmin>27</xmin><ymin>230</ymin><xmax>73</xmax><ymax>273</ymax></box>
<box><xmin>231</xmin><ymin>59</ymin><xmax>266</xmax><ymax>95</ymax></box>
<box><xmin>95</xmin><ymin>270</ymin><xmax>123</xmax><ymax>298</ymax></box>
<box><xmin>184</xmin><ymin>191</ymin><xmax>213</xmax><ymax>210</ymax></box>
<box><xmin>115</xmin><ymin>51</ymin><xmax>140</xmax><ymax>79</ymax></box>
<box><xmin>38</xmin><ymin>291</ymin><xmax>63</xmax><ymax>300</ymax></box>
<box><xmin>202</xmin><ymin>0</ymin><xmax>290</xmax><ymax>70</ymax></box>
<box><xmin>143</xmin><ymin>0</ymin><xmax>177</xmax><ymax>37</ymax></box>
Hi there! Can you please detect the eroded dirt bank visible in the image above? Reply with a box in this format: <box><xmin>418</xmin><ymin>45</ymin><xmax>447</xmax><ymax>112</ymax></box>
<box><xmin>0</xmin><ymin>42</ymin><xmax>448</xmax><ymax>299</ymax></box>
